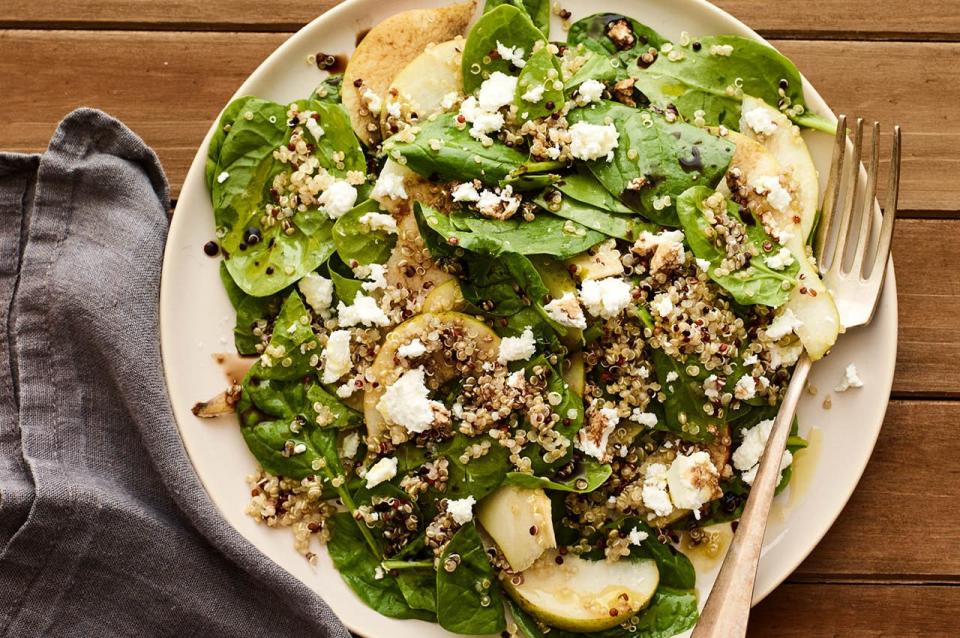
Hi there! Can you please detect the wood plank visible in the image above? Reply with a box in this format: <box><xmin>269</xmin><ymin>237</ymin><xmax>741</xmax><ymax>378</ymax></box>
<box><xmin>792</xmin><ymin>400</ymin><xmax>960</xmax><ymax>579</ymax></box>
<box><xmin>3</xmin><ymin>0</ymin><xmax>960</xmax><ymax>38</ymax></box>
<box><xmin>750</xmin><ymin>583</ymin><xmax>960</xmax><ymax>636</ymax></box>
<box><xmin>1</xmin><ymin>32</ymin><xmax>954</xmax><ymax>213</ymax></box>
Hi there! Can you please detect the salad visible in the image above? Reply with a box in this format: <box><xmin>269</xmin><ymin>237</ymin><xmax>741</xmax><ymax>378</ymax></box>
<box><xmin>195</xmin><ymin>1</ymin><xmax>841</xmax><ymax>636</ymax></box>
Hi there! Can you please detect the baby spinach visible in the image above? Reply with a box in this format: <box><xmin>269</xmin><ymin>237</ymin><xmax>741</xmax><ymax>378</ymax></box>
<box><xmin>419</xmin><ymin>206</ymin><xmax>605</xmax><ymax>259</ymax></box>
<box><xmin>326</xmin><ymin>255</ymin><xmax>364</xmax><ymax>305</ymax></box>
<box><xmin>650</xmin><ymin>348</ymin><xmax>722</xmax><ymax>443</ymax></box>
<box><xmin>483</xmin><ymin>0</ymin><xmax>550</xmax><ymax>37</ymax></box>
<box><xmin>219</xmin><ymin>262</ymin><xmax>284</xmax><ymax>355</ymax></box>
<box><xmin>567</xmin><ymin>13</ymin><xmax>667</xmax><ymax>84</ymax></box>
<box><xmin>614</xmin><ymin>518</ymin><xmax>696</xmax><ymax>589</ymax></box>
<box><xmin>396</xmin><ymin>570</ymin><xmax>438</xmax><ymax>614</ymax></box>
<box><xmin>504</xmin><ymin>458</ymin><xmax>611</xmax><ymax>493</ymax></box>
<box><xmin>310</xmin><ymin>74</ymin><xmax>343</xmax><ymax>104</ymax></box>
<box><xmin>327</xmin><ymin>513</ymin><xmax>436</xmax><ymax>621</ymax></box>
<box><xmin>677</xmin><ymin>186</ymin><xmax>798</xmax><ymax>307</ymax></box>
<box><xmin>256</xmin><ymin>291</ymin><xmax>319</xmax><ymax>381</ymax></box>
<box><xmin>332</xmin><ymin>199</ymin><xmax>397</xmax><ymax>265</ymax></box>
<box><xmin>557</xmin><ymin>171</ymin><xmax>633</xmax><ymax>214</ymax></box>
<box><xmin>436</xmin><ymin>522</ymin><xmax>506</xmax><ymax>634</ymax></box>
<box><xmin>515</xmin><ymin>47</ymin><xmax>564</xmax><ymax>123</ymax></box>
<box><xmin>564</xmin><ymin>50</ymin><xmax>626</xmax><ymax>89</ymax></box>
<box><xmin>523</xmin><ymin>356</ymin><xmax>584</xmax><ymax>476</ymax></box>
<box><xmin>383</xmin><ymin>113</ymin><xmax>528</xmax><ymax>186</ymax></box>
<box><xmin>205</xmin><ymin>96</ymin><xmax>257</xmax><ymax>191</ymax></box>
<box><xmin>462</xmin><ymin>4</ymin><xmax>546</xmax><ymax>93</ymax></box>
<box><xmin>534</xmin><ymin>191</ymin><xmax>651</xmax><ymax>241</ymax></box>
<box><xmin>568</xmin><ymin>102</ymin><xmax>735</xmax><ymax>227</ymax></box>
<box><xmin>439</xmin><ymin>434</ymin><xmax>510</xmax><ymax>501</ymax></box>
<box><xmin>633</xmin><ymin>35</ymin><xmax>834</xmax><ymax>133</ymax></box>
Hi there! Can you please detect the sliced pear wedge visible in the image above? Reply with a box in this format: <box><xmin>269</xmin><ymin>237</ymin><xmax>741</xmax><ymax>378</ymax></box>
<box><xmin>422</xmin><ymin>279</ymin><xmax>466</xmax><ymax>313</ymax></box>
<box><xmin>530</xmin><ymin>255</ymin><xmax>583</xmax><ymax>348</ymax></box>
<box><xmin>722</xmin><ymin>130</ymin><xmax>840</xmax><ymax>360</ymax></box>
<box><xmin>342</xmin><ymin>2</ymin><xmax>475</xmax><ymax>146</ymax></box>
<box><xmin>383</xmin><ymin>211</ymin><xmax>455</xmax><ymax>309</ymax></box>
<box><xmin>505</xmin><ymin>550</ymin><xmax>660</xmax><ymax>632</ymax></box>
<box><xmin>477</xmin><ymin>485</ymin><xmax>556</xmax><ymax>572</ymax></box>
<box><xmin>363</xmin><ymin>311</ymin><xmax>499</xmax><ymax>445</ymax></box>
<box><xmin>562</xmin><ymin>352</ymin><xmax>585</xmax><ymax>396</ymax></box>
<box><xmin>382</xmin><ymin>38</ymin><xmax>464</xmax><ymax>139</ymax></box>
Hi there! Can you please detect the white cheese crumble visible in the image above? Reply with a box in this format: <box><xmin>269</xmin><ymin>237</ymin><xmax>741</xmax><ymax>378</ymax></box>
<box><xmin>477</xmin><ymin>71</ymin><xmax>518</xmax><ymax>112</ymax></box>
<box><xmin>370</xmin><ymin>161</ymin><xmax>408</xmax><ymax>202</ymax></box>
<box><xmin>452</xmin><ymin>182</ymin><xmax>481</xmax><ymax>202</ymax></box>
<box><xmin>577</xmin><ymin>79</ymin><xmax>605</xmax><ymax>104</ymax></box>
<box><xmin>498</xmin><ymin>327</ymin><xmax>536</xmax><ymax>364</ymax></box>
<box><xmin>696</xmin><ymin>257</ymin><xmax>712</xmax><ymax>272</ymax></box>
<box><xmin>765</xmin><ymin>247</ymin><xmax>795</xmax><ymax>270</ymax></box>
<box><xmin>752</xmin><ymin>175</ymin><xmax>792</xmax><ymax>213</ymax></box>
<box><xmin>305</xmin><ymin>117</ymin><xmax>326</xmax><ymax>141</ymax></box>
<box><xmin>385</xmin><ymin>99</ymin><xmax>402</xmax><ymax>119</ymax></box>
<box><xmin>642</xmin><ymin>463</ymin><xmax>674</xmax><ymax>518</ymax></box>
<box><xmin>377</xmin><ymin>368</ymin><xmax>442</xmax><ymax>433</ymax></box>
<box><xmin>477</xmin><ymin>186</ymin><xmax>521</xmax><ymax>219</ymax></box>
<box><xmin>440</xmin><ymin>91</ymin><xmax>460</xmax><ymax>111</ymax></box>
<box><xmin>650</xmin><ymin>293</ymin><xmax>674</xmax><ymax>318</ymax></box>
<box><xmin>768</xmin><ymin>339</ymin><xmax>803</xmax><ymax>370</ymax></box>
<box><xmin>627</xmin><ymin>527</ymin><xmax>649</xmax><ymax>545</ymax></box>
<box><xmin>665</xmin><ymin>371</ymin><xmax>679</xmax><ymax>383</ymax></box>
<box><xmin>336</xmin><ymin>383</ymin><xmax>355</xmax><ymax>399</ymax></box>
<box><xmin>577</xmin><ymin>405</ymin><xmax>619</xmax><ymax>461</ymax></box>
<box><xmin>321</xmin><ymin>329</ymin><xmax>352</xmax><ymax>384</ymax></box>
<box><xmin>340</xmin><ymin>431</ymin><xmax>360</xmax><ymax>459</ymax></box>
<box><xmin>633</xmin><ymin>230</ymin><xmax>686</xmax><ymax>266</ymax></box>
<box><xmin>765</xmin><ymin>308</ymin><xmax>803</xmax><ymax>340</ymax></box>
<box><xmin>734</xmin><ymin>374</ymin><xmax>758</xmax><ymax>401</ymax></box>
<box><xmin>361</xmin><ymin>88</ymin><xmax>382</xmax><ymax>115</ymax></box>
<box><xmin>319</xmin><ymin>180</ymin><xmax>358</xmax><ymax>219</ymax></box>
<box><xmin>374</xmin><ymin>566</ymin><xmax>386</xmax><ymax>580</ymax></box>
<box><xmin>298</xmin><ymin>272</ymin><xmax>334</xmax><ymax>317</ymax></box>
<box><xmin>667</xmin><ymin>452</ymin><xmax>719</xmax><ymax>518</ymax></box>
<box><xmin>543</xmin><ymin>292</ymin><xmax>587</xmax><ymax>329</ymax></box>
<box><xmin>741</xmin><ymin>105</ymin><xmax>779</xmax><ymax>136</ymax></box>
<box><xmin>521</xmin><ymin>84</ymin><xmax>546</xmax><ymax>103</ymax></box>
<box><xmin>732</xmin><ymin>419</ymin><xmax>794</xmax><ymax>486</ymax></box>
<box><xmin>216</xmin><ymin>171</ymin><xmax>230</xmax><ymax>184</ymax></box>
<box><xmin>496</xmin><ymin>41</ymin><xmax>527</xmax><ymax>68</ymax></box>
<box><xmin>446</xmin><ymin>496</ymin><xmax>477</xmax><ymax>525</ymax></box>
<box><xmin>579</xmin><ymin>277</ymin><xmax>633</xmax><ymax>319</ymax></box>
<box><xmin>569</xmin><ymin>122</ymin><xmax>620</xmax><ymax>162</ymax></box>
<box><xmin>337</xmin><ymin>293</ymin><xmax>391</xmax><ymax>327</ymax></box>
<box><xmin>397</xmin><ymin>338</ymin><xmax>427</xmax><ymax>359</ymax></box>
<box><xmin>630</xmin><ymin>409</ymin><xmax>658</xmax><ymax>428</ymax></box>
<box><xmin>358</xmin><ymin>263</ymin><xmax>388</xmax><ymax>292</ymax></box>
<box><xmin>506</xmin><ymin>370</ymin><xmax>526</xmax><ymax>389</ymax></box>
<box><xmin>365</xmin><ymin>456</ymin><xmax>398</xmax><ymax>488</ymax></box>
<box><xmin>359</xmin><ymin>212</ymin><xmax>398</xmax><ymax>234</ymax></box>
<box><xmin>834</xmin><ymin>363</ymin><xmax>864</xmax><ymax>392</ymax></box>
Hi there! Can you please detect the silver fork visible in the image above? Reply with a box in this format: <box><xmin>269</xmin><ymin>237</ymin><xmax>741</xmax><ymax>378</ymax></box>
<box><xmin>691</xmin><ymin>117</ymin><xmax>902</xmax><ymax>638</ymax></box>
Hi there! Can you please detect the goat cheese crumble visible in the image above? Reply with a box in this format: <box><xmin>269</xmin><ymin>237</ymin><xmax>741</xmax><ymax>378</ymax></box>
<box><xmin>397</xmin><ymin>338</ymin><xmax>427</xmax><ymax>359</ymax></box>
<box><xmin>319</xmin><ymin>180</ymin><xmax>358</xmax><ymax>219</ymax></box>
<box><xmin>667</xmin><ymin>452</ymin><xmax>719</xmax><ymax>518</ymax></box>
<box><xmin>741</xmin><ymin>105</ymin><xmax>779</xmax><ymax>136</ymax></box>
<box><xmin>321</xmin><ymin>329</ymin><xmax>352</xmax><ymax>384</ymax></box>
<box><xmin>732</xmin><ymin>418</ymin><xmax>794</xmax><ymax>486</ymax></box>
<box><xmin>337</xmin><ymin>293</ymin><xmax>391</xmax><ymax>327</ymax></box>
<box><xmin>298</xmin><ymin>272</ymin><xmax>334</xmax><ymax>317</ymax></box>
<box><xmin>579</xmin><ymin>277</ymin><xmax>633</xmax><ymax>319</ymax></box>
<box><xmin>365</xmin><ymin>456</ymin><xmax>398</xmax><ymax>488</ymax></box>
<box><xmin>569</xmin><ymin>122</ymin><xmax>620</xmax><ymax>162</ymax></box>
<box><xmin>377</xmin><ymin>368</ymin><xmax>443</xmax><ymax>433</ymax></box>
<box><xmin>359</xmin><ymin>212</ymin><xmax>398</xmax><ymax>234</ymax></box>
<box><xmin>446</xmin><ymin>496</ymin><xmax>477</xmax><ymax>525</ymax></box>
<box><xmin>543</xmin><ymin>292</ymin><xmax>587</xmax><ymax>329</ymax></box>
<box><xmin>498</xmin><ymin>327</ymin><xmax>536</xmax><ymax>364</ymax></box>
<box><xmin>577</xmin><ymin>79</ymin><xmax>605</xmax><ymax>104</ymax></box>
<box><xmin>834</xmin><ymin>363</ymin><xmax>864</xmax><ymax>392</ymax></box>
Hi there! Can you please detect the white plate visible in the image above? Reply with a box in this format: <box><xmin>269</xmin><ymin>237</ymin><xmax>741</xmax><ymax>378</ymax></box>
<box><xmin>160</xmin><ymin>1</ymin><xmax>897</xmax><ymax>636</ymax></box>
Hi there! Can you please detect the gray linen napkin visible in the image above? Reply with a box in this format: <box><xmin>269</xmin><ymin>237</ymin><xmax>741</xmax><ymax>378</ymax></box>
<box><xmin>0</xmin><ymin>109</ymin><xmax>351</xmax><ymax>638</ymax></box>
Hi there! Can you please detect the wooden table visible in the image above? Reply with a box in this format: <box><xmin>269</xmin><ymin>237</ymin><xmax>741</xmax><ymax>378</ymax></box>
<box><xmin>2</xmin><ymin>1</ymin><xmax>958</xmax><ymax>635</ymax></box>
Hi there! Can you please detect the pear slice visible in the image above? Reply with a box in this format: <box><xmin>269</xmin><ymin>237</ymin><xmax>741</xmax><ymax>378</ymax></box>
<box><xmin>422</xmin><ymin>279</ymin><xmax>466</xmax><ymax>313</ymax></box>
<box><xmin>504</xmin><ymin>550</ymin><xmax>660</xmax><ymax>632</ymax></box>
<box><xmin>342</xmin><ymin>2</ymin><xmax>475</xmax><ymax>146</ymax></box>
<box><xmin>562</xmin><ymin>352</ymin><xmax>585</xmax><ymax>396</ymax></box>
<box><xmin>530</xmin><ymin>255</ymin><xmax>583</xmax><ymax>348</ymax></box>
<box><xmin>381</xmin><ymin>38</ymin><xmax>464</xmax><ymax>139</ymax></box>
<box><xmin>477</xmin><ymin>485</ymin><xmax>556</xmax><ymax>572</ymax></box>
<box><xmin>383</xmin><ymin>211</ymin><xmax>455</xmax><ymax>309</ymax></box>
<box><xmin>363</xmin><ymin>311</ymin><xmax>499</xmax><ymax>446</ymax></box>
<box><xmin>723</xmin><ymin>130</ymin><xmax>840</xmax><ymax>360</ymax></box>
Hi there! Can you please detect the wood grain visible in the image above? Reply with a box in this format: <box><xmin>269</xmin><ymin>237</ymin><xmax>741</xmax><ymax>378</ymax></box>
<box><xmin>3</xmin><ymin>0</ymin><xmax>960</xmax><ymax>39</ymax></box>
<box><xmin>792</xmin><ymin>400</ymin><xmax>960</xmax><ymax>578</ymax></box>
<box><xmin>0</xmin><ymin>31</ymin><xmax>954</xmax><ymax>213</ymax></box>
<box><xmin>750</xmin><ymin>583</ymin><xmax>960</xmax><ymax>636</ymax></box>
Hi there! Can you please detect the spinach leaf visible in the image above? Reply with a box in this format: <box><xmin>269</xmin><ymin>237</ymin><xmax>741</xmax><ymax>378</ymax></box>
<box><xmin>633</xmin><ymin>35</ymin><xmax>834</xmax><ymax>133</ymax></box>
<box><xmin>462</xmin><ymin>4</ymin><xmax>546</xmax><ymax>94</ymax></box>
<box><xmin>205</xmin><ymin>96</ymin><xmax>257</xmax><ymax>191</ymax></box>
<box><xmin>523</xmin><ymin>356</ymin><xmax>584</xmax><ymax>476</ymax></box>
<box><xmin>677</xmin><ymin>186</ymin><xmax>798</xmax><ymax>307</ymax></box>
<box><xmin>650</xmin><ymin>348</ymin><xmax>722</xmax><ymax>443</ymax></box>
<box><xmin>566</xmin><ymin>13</ymin><xmax>667</xmax><ymax>87</ymax></box>
<box><xmin>504</xmin><ymin>458</ymin><xmax>611</xmax><ymax>493</ymax></box>
<box><xmin>483</xmin><ymin>0</ymin><xmax>550</xmax><ymax>37</ymax></box>
<box><xmin>436</xmin><ymin>522</ymin><xmax>505</xmax><ymax>634</ymax></box>
<box><xmin>612</xmin><ymin>518</ymin><xmax>696</xmax><ymax>590</ymax></box>
<box><xmin>256</xmin><ymin>291</ymin><xmax>319</xmax><ymax>381</ymax></box>
<box><xmin>327</xmin><ymin>513</ymin><xmax>436</xmax><ymax>621</ymax></box>
<box><xmin>557</xmin><ymin>171</ymin><xmax>633</xmax><ymax>214</ymax></box>
<box><xmin>397</xmin><ymin>570</ymin><xmax>438</xmax><ymax>614</ymax></box>
<box><xmin>219</xmin><ymin>261</ymin><xmax>284</xmax><ymax>355</ymax></box>
<box><xmin>213</xmin><ymin>100</ymin><xmax>364</xmax><ymax>297</ymax></box>
<box><xmin>515</xmin><ymin>47</ymin><xmax>564</xmax><ymax>123</ymax></box>
<box><xmin>310</xmin><ymin>74</ymin><xmax>343</xmax><ymax>104</ymax></box>
<box><xmin>568</xmin><ymin>102</ymin><xmax>736</xmax><ymax>227</ymax></box>
<box><xmin>534</xmin><ymin>191</ymin><xmax>651</xmax><ymax>241</ymax></box>
<box><xmin>383</xmin><ymin>113</ymin><xmax>528</xmax><ymax>186</ymax></box>
<box><xmin>418</xmin><ymin>206</ymin><xmax>605</xmax><ymax>259</ymax></box>
<box><xmin>439</xmin><ymin>434</ymin><xmax>510</xmax><ymax>501</ymax></box>
<box><xmin>332</xmin><ymin>199</ymin><xmax>397</xmax><ymax>265</ymax></box>
<box><xmin>326</xmin><ymin>254</ymin><xmax>364</xmax><ymax>305</ymax></box>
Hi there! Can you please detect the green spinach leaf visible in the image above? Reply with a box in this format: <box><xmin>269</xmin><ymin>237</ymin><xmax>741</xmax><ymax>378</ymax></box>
<box><xmin>462</xmin><ymin>4</ymin><xmax>546</xmax><ymax>93</ymax></box>
<box><xmin>633</xmin><ymin>35</ymin><xmax>834</xmax><ymax>133</ymax></box>
<box><xmin>326</xmin><ymin>254</ymin><xmax>364</xmax><ymax>305</ymax></box>
<box><xmin>436</xmin><ymin>522</ymin><xmax>505</xmax><ymax>634</ymax></box>
<box><xmin>483</xmin><ymin>0</ymin><xmax>550</xmax><ymax>37</ymax></box>
<box><xmin>534</xmin><ymin>191</ymin><xmax>651</xmax><ymax>241</ymax></box>
<box><xmin>219</xmin><ymin>261</ymin><xmax>284</xmax><ymax>355</ymax></box>
<box><xmin>650</xmin><ymin>348</ymin><xmax>722</xmax><ymax>443</ymax></box>
<box><xmin>383</xmin><ymin>113</ymin><xmax>528</xmax><ymax>186</ymax></box>
<box><xmin>678</xmin><ymin>186</ymin><xmax>799</xmax><ymax>307</ymax></box>
<box><xmin>310</xmin><ymin>74</ymin><xmax>343</xmax><ymax>104</ymax></box>
<box><xmin>504</xmin><ymin>458</ymin><xmax>611</xmax><ymax>493</ymax></box>
<box><xmin>256</xmin><ymin>291</ymin><xmax>319</xmax><ymax>381</ymax></box>
<box><xmin>523</xmin><ymin>356</ymin><xmax>584</xmax><ymax>476</ymax></box>
<box><xmin>557</xmin><ymin>171</ymin><xmax>633</xmax><ymax>214</ymax></box>
<box><xmin>439</xmin><ymin>434</ymin><xmax>510</xmax><ymax>501</ymax></box>
<box><xmin>332</xmin><ymin>199</ymin><xmax>397</xmax><ymax>265</ymax></box>
<box><xmin>515</xmin><ymin>46</ymin><xmax>564</xmax><ymax>122</ymax></box>
<box><xmin>397</xmin><ymin>570</ymin><xmax>438</xmax><ymax>614</ymax></box>
<box><xmin>205</xmin><ymin>96</ymin><xmax>257</xmax><ymax>191</ymax></box>
<box><xmin>568</xmin><ymin>102</ymin><xmax>736</xmax><ymax>227</ymax></box>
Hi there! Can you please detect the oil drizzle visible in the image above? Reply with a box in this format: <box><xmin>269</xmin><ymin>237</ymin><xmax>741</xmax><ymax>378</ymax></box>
<box><xmin>213</xmin><ymin>353</ymin><xmax>256</xmax><ymax>384</ymax></box>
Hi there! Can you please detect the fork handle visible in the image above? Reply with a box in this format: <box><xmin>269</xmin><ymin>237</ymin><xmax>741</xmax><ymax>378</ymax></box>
<box><xmin>691</xmin><ymin>353</ymin><xmax>812</xmax><ymax>638</ymax></box>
